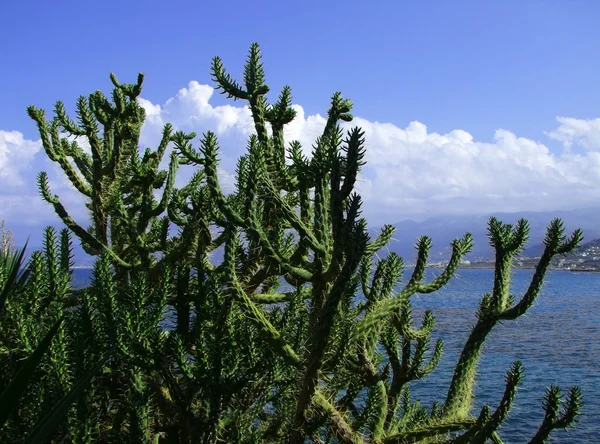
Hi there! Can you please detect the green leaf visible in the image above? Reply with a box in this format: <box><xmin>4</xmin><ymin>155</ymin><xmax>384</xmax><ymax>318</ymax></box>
<box><xmin>0</xmin><ymin>240</ymin><xmax>28</xmax><ymax>315</ymax></box>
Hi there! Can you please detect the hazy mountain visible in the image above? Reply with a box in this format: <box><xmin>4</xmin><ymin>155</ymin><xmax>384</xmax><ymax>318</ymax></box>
<box><xmin>523</xmin><ymin>234</ymin><xmax>600</xmax><ymax>258</ymax></box>
<box><xmin>383</xmin><ymin>207</ymin><xmax>600</xmax><ymax>263</ymax></box>
<box><xmin>13</xmin><ymin>207</ymin><xmax>599</xmax><ymax>267</ymax></box>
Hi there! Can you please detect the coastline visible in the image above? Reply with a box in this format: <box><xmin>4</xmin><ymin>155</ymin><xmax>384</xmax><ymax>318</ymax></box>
<box><xmin>454</xmin><ymin>263</ymin><xmax>600</xmax><ymax>272</ymax></box>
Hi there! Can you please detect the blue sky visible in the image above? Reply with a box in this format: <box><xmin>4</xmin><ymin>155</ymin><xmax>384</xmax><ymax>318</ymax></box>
<box><xmin>1</xmin><ymin>0</ymin><xmax>600</xmax><ymax>243</ymax></box>
<box><xmin>3</xmin><ymin>0</ymin><xmax>599</xmax><ymax>140</ymax></box>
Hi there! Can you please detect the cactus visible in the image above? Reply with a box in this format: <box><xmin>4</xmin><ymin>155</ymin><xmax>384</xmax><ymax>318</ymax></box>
<box><xmin>27</xmin><ymin>74</ymin><xmax>187</xmax><ymax>282</ymax></box>
<box><xmin>0</xmin><ymin>232</ymin><xmax>107</xmax><ymax>443</ymax></box>
<box><xmin>442</xmin><ymin>218</ymin><xmax>583</xmax><ymax>420</ymax></box>
<box><xmin>6</xmin><ymin>43</ymin><xmax>585</xmax><ymax>443</ymax></box>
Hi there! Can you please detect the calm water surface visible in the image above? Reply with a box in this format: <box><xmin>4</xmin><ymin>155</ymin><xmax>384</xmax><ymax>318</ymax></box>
<box><xmin>407</xmin><ymin>268</ymin><xmax>599</xmax><ymax>443</ymax></box>
<box><xmin>72</xmin><ymin>268</ymin><xmax>599</xmax><ymax>443</ymax></box>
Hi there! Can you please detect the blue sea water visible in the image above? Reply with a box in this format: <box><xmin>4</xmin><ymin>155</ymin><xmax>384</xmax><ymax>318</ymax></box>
<box><xmin>71</xmin><ymin>267</ymin><xmax>599</xmax><ymax>442</ymax></box>
<box><xmin>407</xmin><ymin>268</ymin><xmax>599</xmax><ymax>443</ymax></box>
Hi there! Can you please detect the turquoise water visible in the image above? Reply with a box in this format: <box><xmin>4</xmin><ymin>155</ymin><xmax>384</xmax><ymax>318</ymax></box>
<box><xmin>71</xmin><ymin>268</ymin><xmax>599</xmax><ymax>442</ymax></box>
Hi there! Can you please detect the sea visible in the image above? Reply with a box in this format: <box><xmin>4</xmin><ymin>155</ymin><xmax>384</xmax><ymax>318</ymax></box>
<box><xmin>71</xmin><ymin>267</ymin><xmax>599</xmax><ymax>443</ymax></box>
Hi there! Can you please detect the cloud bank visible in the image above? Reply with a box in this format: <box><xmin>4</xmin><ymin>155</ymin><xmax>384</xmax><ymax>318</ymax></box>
<box><xmin>2</xmin><ymin>80</ymin><xmax>600</xmax><ymax>231</ymax></box>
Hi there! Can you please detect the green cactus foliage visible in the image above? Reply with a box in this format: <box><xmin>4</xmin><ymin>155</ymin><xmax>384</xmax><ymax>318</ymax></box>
<box><xmin>0</xmin><ymin>234</ymin><xmax>107</xmax><ymax>443</ymax></box>
<box><xmin>0</xmin><ymin>43</ymin><xmax>585</xmax><ymax>443</ymax></box>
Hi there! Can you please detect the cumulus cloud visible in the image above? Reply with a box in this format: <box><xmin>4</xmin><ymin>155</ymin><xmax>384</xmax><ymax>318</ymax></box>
<box><xmin>346</xmin><ymin>120</ymin><xmax>600</xmax><ymax>222</ymax></box>
<box><xmin>0</xmin><ymin>130</ymin><xmax>92</xmax><ymax>228</ymax></box>
<box><xmin>2</xmin><ymin>81</ymin><xmax>600</xmax><ymax>231</ymax></box>
<box><xmin>0</xmin><ymin>131</ymin><xmax>57</xmax><ymax>227</ymax></box>
<box><xmin>0</xmin><ymin>130</ymin><xmax>40</xmax><ymax>185</ymax></box>
<box><xmin>138</xmin><ymin>82</ymin><xmax>254</xmax><ymax>147</ymax></box>
<box><xmin>547</xmin><ymin>117</ymin><xmax>600</xmax><ymax>152</ymax></box>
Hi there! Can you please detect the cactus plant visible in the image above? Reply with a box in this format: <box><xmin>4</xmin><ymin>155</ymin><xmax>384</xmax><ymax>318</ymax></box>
<box><xmin>7</xmin><ymin>42</ymin><xmax>584</xmax><ymax>443</ymax></box>
<box><xmin>0</xmin><ymin>234</ymin><xmax>107</xmax><ymax>443</ymax></box>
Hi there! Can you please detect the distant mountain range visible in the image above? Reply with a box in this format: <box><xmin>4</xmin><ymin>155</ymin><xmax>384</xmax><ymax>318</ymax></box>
<box><xmin>17</xmin><ymin>206</ymin><xmax>600</xmax><ymax>267</ymax></box>
<box><xmin>382</xmin><ymin>207</ymin><xmax>600</xmax><ymax>263</ymax></box>
<box><xmin>521</xmin><ymin>236</ymin><xmax>600</xmax><ymax>259</ymax></box>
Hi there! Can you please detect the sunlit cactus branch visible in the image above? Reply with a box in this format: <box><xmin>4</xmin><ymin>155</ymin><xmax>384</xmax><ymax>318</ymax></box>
<box><xmin>442</xmin><ymin>218</ymin><xmax>583</xmax><ymax>421</ymax></box>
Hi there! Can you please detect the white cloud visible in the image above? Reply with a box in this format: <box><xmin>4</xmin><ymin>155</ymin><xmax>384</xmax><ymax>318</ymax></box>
<box><xmin>138</xmin><ymin>82</ymin><xmax>254</xmax><ymax>146</ymax></box>
<box><xmin>547</xmin><ymin>117</ymin><xmax>600</xmax><ymax>151</ymax></box>
<box><xmin>133</xmin><ymin>85</ymin><xmax>600</xmax><ymax>224</ymax></box>
<box><xmin>0</xmin><ymin>130</ymin><xmax>41</xmax><ymax>185</ymax></box>
<box><xmin>0</xmin><ymin>130</ymin><xmax>93</xmax><ymax>230</ymax></box>
<box><xmin>2</xmin><ymin>81</ymin><xmax>600</xmax><ymax>230</ymax></box>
